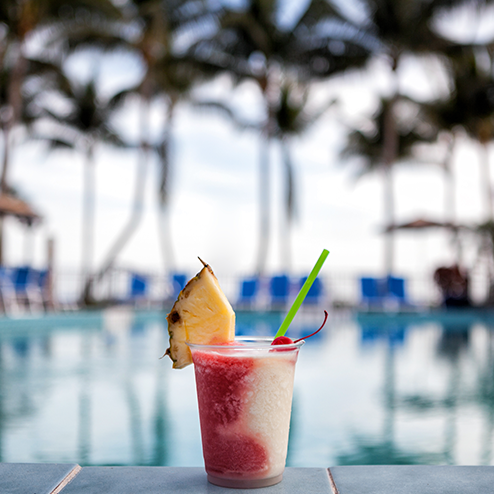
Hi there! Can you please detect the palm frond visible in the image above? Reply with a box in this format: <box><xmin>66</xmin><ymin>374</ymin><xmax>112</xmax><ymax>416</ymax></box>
<box><xmin>341</xmin><ymin>95</ymin><xmax>439</xmax><ymax>174</ymax></box>
<box><xmin>191</xmin><ymin>99</ymin><xmax>260</xmax><ymax>131</ymax></box>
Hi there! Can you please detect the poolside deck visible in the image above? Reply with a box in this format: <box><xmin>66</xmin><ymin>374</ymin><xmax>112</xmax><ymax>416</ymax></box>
<box><xmin>2</xmin><ymin>464</ymin><xmax>494</xmax><ymax>493</ymax></box>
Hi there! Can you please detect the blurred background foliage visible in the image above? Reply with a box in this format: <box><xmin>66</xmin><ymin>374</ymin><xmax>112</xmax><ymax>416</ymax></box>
<box><xmin>1</xmin><ymin>0</ymin><xmax>494</xmax><ymax>305</ymax></box>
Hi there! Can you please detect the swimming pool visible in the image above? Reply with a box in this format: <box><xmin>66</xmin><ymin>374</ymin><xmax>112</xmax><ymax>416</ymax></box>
<box><xmin>0</xmin><ymin>308</ymin><xmax>493</xmax><ymax>467</ymax></box>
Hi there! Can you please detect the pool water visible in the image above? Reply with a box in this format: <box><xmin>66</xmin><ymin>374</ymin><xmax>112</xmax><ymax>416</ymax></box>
<box><xmin>0</xmin><ymin>308</ymin><xmax>493</xmax><ymax>467</ymax></box>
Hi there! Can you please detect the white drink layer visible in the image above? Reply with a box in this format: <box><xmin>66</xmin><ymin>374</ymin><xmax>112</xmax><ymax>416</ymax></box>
<box><xmin>243</xmin><ymin>353</ymin><xmax>297</xmax><ymax>478</ymax></box>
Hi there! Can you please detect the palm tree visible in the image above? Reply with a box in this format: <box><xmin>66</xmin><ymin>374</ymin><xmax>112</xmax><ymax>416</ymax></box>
<box><xmin>0</xmin><ymin>0</ymin><xmax>121</xmax><ymax>265</ymax></box>
<box><xmin>419</xmin><ymin>45</ymin><xmax>494</xmax><ymax>294</ymax></box>
<box><xmin>434</xmin><ymin>47</ymin><xmax>494</xmax><ymax>219</ymax></box>
<box><xmin>194</xmin><ymin>73</ymin><xmax>336</xmax><ymax>273</ymax></box>
<box><xmin>341</xmin><ymin>95</ymin><xmax>439</xmax><ymax>273</ymax></box>
<box><xmin>152</xmin><ymin>55</ymin><xmax>214</xmax><ymax>275</ymax></box>
<box><xmin>35</xmin><ymin>70</ymin><xmax>127</xmax><ymax>304</ymax></box>
<box><xmin>342</xmin><ymin>96</ymin><xmax>441</xmax><ymax>168</ymax></box>
<box><xmin>63</xmin><ymin>1</ymin><xmax>218</xmax><ymax>301</ymax></box>
<box><xmin>0</xmin><ymin>53</ymin><xmax>82</xmax><ymax>267</ymax></box>
<box><xmin>340</xmin><ymin>0</ymin><xmax>483</xmax><ymax>275</ymax></box>
<box><xmin>186</xmin><ymin>0</ymin><xmax>371</xmax><ymax>275</ymax></box>
<box><xmin>272</xmin><ymin>77</ymin><xmax>335</xmax><ymax>271</ymax></box>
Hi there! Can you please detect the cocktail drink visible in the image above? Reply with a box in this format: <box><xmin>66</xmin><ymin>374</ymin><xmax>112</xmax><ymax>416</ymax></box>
<box><xmin>188</xmin><ymin>337</ymin><xmax>304</xmax><ymax>489</ymax></box>
<box><xmin>164</xmin><ymin>253</ymin><xmax>328</xmax><ymax>488</ymax></box>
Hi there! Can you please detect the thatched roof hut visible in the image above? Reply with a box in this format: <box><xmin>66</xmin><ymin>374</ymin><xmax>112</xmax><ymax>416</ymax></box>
<box><xmin>0</xmin><ymin>193</ymin><xmax>41</xmax><ymax>226</ymax></box>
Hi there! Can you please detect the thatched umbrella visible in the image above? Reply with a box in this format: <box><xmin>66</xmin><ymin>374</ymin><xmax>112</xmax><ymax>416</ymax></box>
<box><xmin>383</xmin><ymin>217</ymin><xmax>461</xmax><ymax>262</ymax></box>
<box><xmin>0</xmin><ymin>193</ymin><xmax>41</xmax><ymax>226</ymax></box>
<box><xmin>383</xmin><ymin>217</ymin><xmax>466</xmax><ymax>306</ymax></box>
<box><xmin>0</xmin><ymin>193</ymin><xmax>42</xmax><ymax>268</ymax></box>
<box><xmin>0</xmin><ymin>194</ymin><xmax>53</xmax><ymax>311</ymax></box>
<box><xmin>383</xmin><ymin>218</ymin><xmax>457</xmax><ymax>233</ymax></box>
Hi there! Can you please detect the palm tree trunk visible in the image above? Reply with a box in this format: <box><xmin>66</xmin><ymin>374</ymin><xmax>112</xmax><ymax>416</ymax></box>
<box><xmin>479</xmin><ymin>142</ymin><xmax>494</xmax><ymax>291</ymax></box>
<box><xmin>1</xmin><ymin>43</ymin><xmax>27</xmax><ymax>192</ymax></box>
<box><xmin>480</xmin><ymin>142</ymin><xmax>493</xmax><ymax>221</ymax></box>
<box><xmin>80</xmin><ymin>144</ymin><xmax>96</xmax><ymax>301</ymax></box>
<box><xmin>280</xmin><ymin>140</ymin><xmax>295</xmax><ymax>273</ymax></box>
<box><xmin>382</xmin><ymin>96</ymin><xmax>399</xmax><ymax>277</ymax></box>
<box><xmin>157</xmin><ymin>98</ymin><xmax>176</xmax><ymax>275</ymax></box>
<box><xmin>0</xmin><ymin>44</ymin><xmax>27</xmax><ymax>266</ymax></box>
<box><xmin>255</xmin><ymin>130</ymin><xmax>271</xmax><ymax>276</ymax></box>
<box><xmin>87</xmin><ymin>97</ymin><xmax>151</xmax><ymax>299</ymax></box>
<box><xmin>444</xmin><ymin>136</ymin><xmax>456</xmax><ymax>223</ymax></box>
<box><xmin>0</xmin><ymin>125</ymin><xmax>10</xmax><ymax>265</ymax></box>
<box><xmin>0</xmin><ymin>125</ymin><xmax>10</xmax><ymax>196</ymax></box>
<box><xmin>443</xmin><ymin>134</ymin><xmax>460</xmax><ymax>262</ymax></box>
<box><xmin>255</xmin><ymin>73</ymin><xmax>277</xmax><ymax>277</ymax></box>
<box><xmin>383</xmin><ymin>166</ymin><xmax>395</xmax><ymax>276</ymax></box>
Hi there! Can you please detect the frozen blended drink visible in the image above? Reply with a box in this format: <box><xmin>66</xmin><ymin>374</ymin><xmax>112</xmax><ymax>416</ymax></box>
<box><xmin>164</xmin><ymin>255</ymin><xmax>328</xmax><ymax>488</ymax></box>
<box><xmin>189</xmin><ymin>337</ymin><xmax>303</xmax><ymax>488</ymax></box>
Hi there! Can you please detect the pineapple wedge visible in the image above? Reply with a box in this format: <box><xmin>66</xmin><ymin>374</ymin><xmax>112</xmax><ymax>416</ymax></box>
<box><xmin>165</xmin><ymin>259</ymin><xmax>235</xmax><ymax>369</ymax></box>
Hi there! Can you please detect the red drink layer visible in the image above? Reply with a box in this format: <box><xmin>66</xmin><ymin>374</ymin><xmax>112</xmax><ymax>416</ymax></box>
<box><xmin>192</xmin><ymin>343</ymin><xmax>299</xmax><ymax>485</ymax></box>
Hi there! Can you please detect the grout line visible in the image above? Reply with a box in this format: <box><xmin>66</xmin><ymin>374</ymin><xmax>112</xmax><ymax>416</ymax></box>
<box><xmin>51</xmin><ymin>464</ymin><xmax>82</xmax><ymax>494</ymax></box>
<box><xmin>327</xmin><ymin>468</ymin><xmax>339</xmax><ymax>494</ymax></box>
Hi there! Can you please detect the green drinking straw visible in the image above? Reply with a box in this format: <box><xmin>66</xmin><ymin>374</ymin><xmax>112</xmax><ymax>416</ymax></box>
<box><xmin>275</xmin><ymin>248</ymin><xmax>329</xmax><ymax>338</ymax></box>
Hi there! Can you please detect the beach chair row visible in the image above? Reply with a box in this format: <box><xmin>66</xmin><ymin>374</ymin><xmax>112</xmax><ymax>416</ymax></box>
<box><xmin>236</xmin><ymin>274</ymin><xmax>325</xmax><ymax>309</ymax></box>
<box><xmin>359</xmin><ymin>275</ymin><xmax>408</xmax><ymax>309</ymax></box>
<box><xmin>127</xmin><ymin>272</ymin><xmax>326</xmax><ymax>310</ymax></box>
<box><xmin>0</xmin><ymin>266</ymin><xmax>50</xmax><ymax>314</ymax></box>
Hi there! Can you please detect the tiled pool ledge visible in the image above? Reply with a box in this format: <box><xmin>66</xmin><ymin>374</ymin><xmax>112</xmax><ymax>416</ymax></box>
<box><xmin>1</xmin><ymin>464</ymin><xmax>494</xmax><ymax>493</ymax></box>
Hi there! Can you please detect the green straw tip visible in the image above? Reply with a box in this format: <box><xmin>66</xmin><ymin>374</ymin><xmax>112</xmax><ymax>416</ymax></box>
<box><xmin>275</xmin><ymin>248</ymin><xmax>330</xmax><ymax>338</ymax></box>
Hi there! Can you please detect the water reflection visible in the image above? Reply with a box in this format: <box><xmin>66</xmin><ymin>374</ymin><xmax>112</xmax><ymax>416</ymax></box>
<box><xmin>337</xmin><ymin>314</ymin><xmax>494</xmax><ymax>466</ymax></box>
<box><xmin>0</xmin><ymin>311</ymin><xmax>173</xmax><ymax>466</ymax></box>
<box><xmin>0</xmin><ymin>310</ymin><xmax>493</xmax><ymax>466</ymax></box>
<box><xmin>337</xmin><ymin>321</ymin><xmax>444</xmax><ymax>465</ymax></box>
<box><xmin>78</xmin><ymin>335</ymin><xmax>92</xmax><ymax>464</ymax></box>
<box><xmin>474</xmin><ymin>323</ymin><xmax>494</xmax><ymax>465</ymax></box>
<box><xmin>152</xmin><ymin>359</ymin><xmax>168</xmax><ymax>466</ymax></box>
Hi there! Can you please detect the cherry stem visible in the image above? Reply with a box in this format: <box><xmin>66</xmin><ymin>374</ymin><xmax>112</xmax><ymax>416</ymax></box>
<box><xmin>294</xmin><ymin>310</ymin><xmax>329</xmax><ymax>343</ymax></box>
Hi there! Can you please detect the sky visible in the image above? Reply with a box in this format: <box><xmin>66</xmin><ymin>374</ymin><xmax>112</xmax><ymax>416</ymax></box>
<box><xmin>4</xmin><ymin>5</ymin><xmax>494</xmax><ymax>304</ymax></box>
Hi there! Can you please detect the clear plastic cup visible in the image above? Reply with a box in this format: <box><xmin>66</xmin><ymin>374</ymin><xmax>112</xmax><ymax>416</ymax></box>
<box><xmin>188</xmin><ymin>337</ymin><xmax>304</xmax><ymax>488</ymax></box>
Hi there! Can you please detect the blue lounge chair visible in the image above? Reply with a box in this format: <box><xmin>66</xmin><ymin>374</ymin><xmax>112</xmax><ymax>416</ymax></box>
<box><xmin>360</xmin><ymin>277</ymin><xmax>383</xmax><ymax>307</ymax></box>
<box><xmin>172</xmin><ymin>273</ymin><xmax>187</xmax><ymax>299</ymax></box>
<box><xmin>130</xmin><ymin>273</ymin><xmax>148</xmax><ymax>299</ymax></box>
<box><xmin>237</xmin><ymin>277</ymin><xmax>259</xmax><ymax>309</ymax></box>
<box><xmin>269</xmin><ymin>275</ymin><xmax>290</xmax><ymax>308</ymax></box>
<box><xmin>13</xmin><ymin>266</ymin><xmax>31</xmax><ymax>293</ymax></box>
<box><xmin>37</xmin><ymin>269</ymin><xmax>48</xmax><ymax>290</ymax></box>
<box><xmin>125</xmin><ymin>272</ymin><xmax>152</xmax><ymax>308</ymax></box>
<box><xmin>0</xmin><ymin>267</ymin><xmax>16</xmax><ymax>313</ymax></box>
<box><xmin>36</xmin><ymin>269</ymin><xmax>53</xmax><ymax>310</ymax></box>
<box><xmin>299</xmin><ymin>276</ymin><xmax>323</xmax><ymax>305</ymax></box>
<box><xmin>11</xmin><ymin>266</ymin><xmax>45</xmax><ymax>311</ymax></box>
<box><xmin>387</xmin><ymin>276</ymin><xmax>406</xmax><ymax>301</ymax></box>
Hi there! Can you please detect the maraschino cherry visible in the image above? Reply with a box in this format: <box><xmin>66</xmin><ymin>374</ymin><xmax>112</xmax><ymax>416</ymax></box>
<box><xmin>271</xmin><ymin>310</ymin><xmax>328</xmax><ymax>345</ymax></box>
